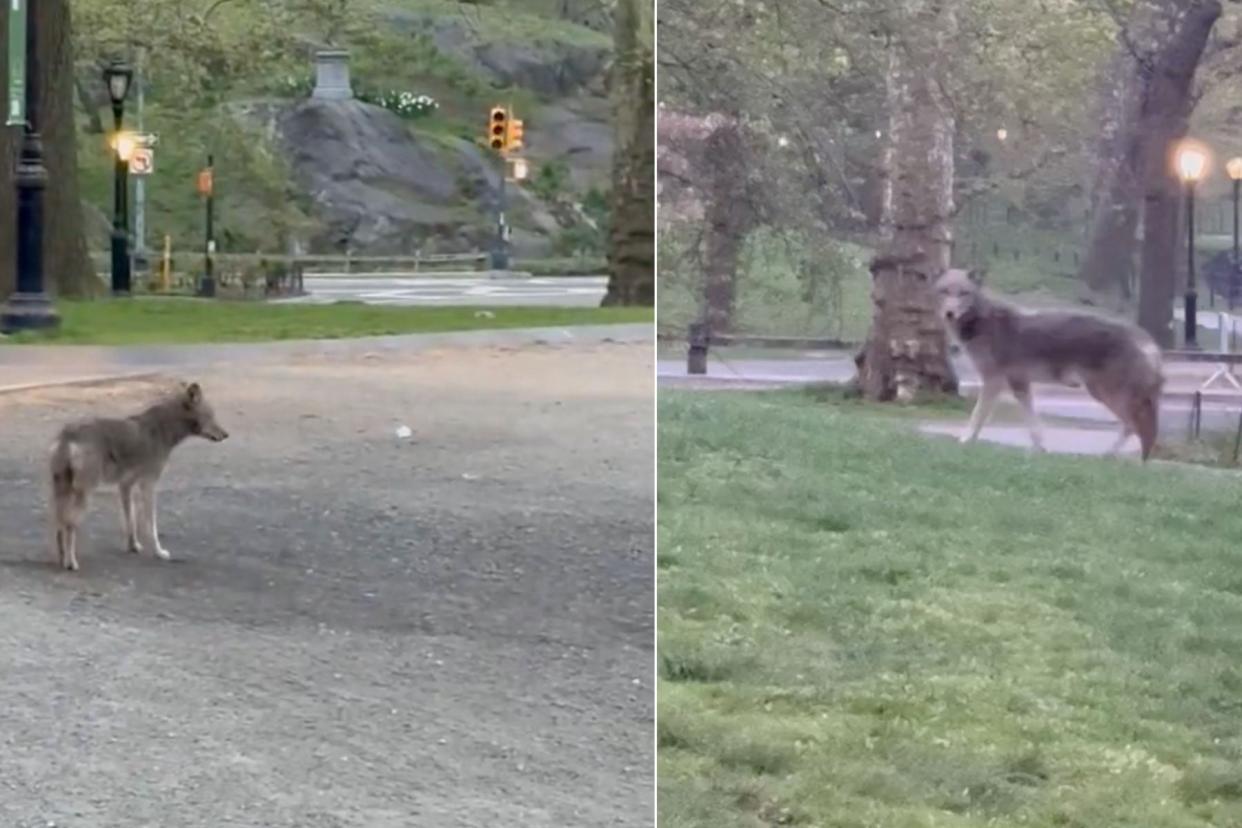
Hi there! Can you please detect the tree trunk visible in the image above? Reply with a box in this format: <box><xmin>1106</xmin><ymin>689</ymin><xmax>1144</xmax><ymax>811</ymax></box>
<box><xmin>1135</xmin><ymin>0</ymin><xmax>1221</xmax><ymax>346</ymax></box>
<box><xmin>1081</xmin><ymin>187</ymin><xmax>1140</xmax><ymax>294</ymax></box>
<box><xmin>601</xmin><ymin>0</ymin><xmax>654</xmax><ymax>307</ymax></box>
<box><xmin>876</xmin><ymin>36</ymin><xmax>897</xmax><ymax>242</ymax></box>
<box><xmin>75</xmin><ymin>73</ymin><xmax>104</xmax><ymax>135</ymax></box>
<box><xmin>702</xmin><ymin>202</ymin><xmax>739</xmax><ymax>333</ymax></box>
<box><xmin>696</xmin><ymin>119</ymin><xmax>753</xmax><ymax>333</ymax></box>
<box><xmin>856</xmin><ymin>4</ymin><xmax>957</xmax><ymax>402</ymax></box>
<box><xmin>0</xmin><ymin>0</ymin><xmax>96</xmax><ymax>298</ymax></box>
<box><xmin>1138</xmin><ymin>177</ymin><xmax>1179</xmax><ymax>346</ymax></box>
<box><xmin>1078</xmin><ymin>8</ymin><xmax>1161</xmax><ymax>295</ymax></box>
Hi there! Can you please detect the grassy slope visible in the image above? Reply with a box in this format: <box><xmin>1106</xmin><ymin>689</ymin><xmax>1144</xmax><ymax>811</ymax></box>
<box><xmin>0</xmin><ymin>299</ymin><xmax>650</xmax><ymax>345</ymax></box>
<box><xmin>659</xmin><ymin>389</ymin><xmax>1242</xmax><ymax>827</ymax></box>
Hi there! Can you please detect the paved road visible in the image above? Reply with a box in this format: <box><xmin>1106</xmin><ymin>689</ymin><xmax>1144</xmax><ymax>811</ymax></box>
<box><xmin>282</xmin><ymin>275</ymin><xmax>608</xmax><ymax>307</ymax></box>
<box><xmin>0</xmin><ymin>340</ymin><xmax>653</xmax><ymax>826</ymax></box>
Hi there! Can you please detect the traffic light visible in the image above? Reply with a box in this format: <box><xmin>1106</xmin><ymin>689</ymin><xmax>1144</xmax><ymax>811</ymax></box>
<box><xmin>507</xmin><ymin>118</ymin><xmax>524</xmax><ymax>153</ymax></box>
<box><xmin>489</xmin><ymin>106</ymin><xmax>508</xmax><ymax>152</ymax></box>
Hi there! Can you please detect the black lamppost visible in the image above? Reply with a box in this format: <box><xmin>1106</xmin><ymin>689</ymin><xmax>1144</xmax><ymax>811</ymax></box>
<box><xmin>0</xmin><ymin>0</ymin><xmax>60</xmax><ymax>333</ymax></box>
<box><xmin>1177</xmin><ymin>142</ymin><xmax>1208</xmax><ymax>350</ymax></box>
<box><xmin>104</xmin><ymin>59</ymin><xmax>133</xmax><ymax>296</ymax></box>
<box><xmin>1228</xmin><ymin>157</ymin><xmax>1242</xmax><ymax>311</ymax></box>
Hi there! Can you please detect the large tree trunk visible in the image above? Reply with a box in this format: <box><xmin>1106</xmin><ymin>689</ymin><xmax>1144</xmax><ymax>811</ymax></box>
<box><xmin>1078</xmin><ymin>4</ymin><xmax>1167</xmax><ymax>294</ymax></box>
<box><xmin>1135</xmin><ymin>0</ymin><xmax>1221</xmax><ymax>347</ymax></box>
<box><xmin>601</xmin><ymin>0</ymin><xmax>654</xmax><ymax>307</ymax></box>
<box><xmin>856</xmin><ymin>4</ymin><xmax>957</xmax><ymax>402</ymax></box>
<box><xmin>1139</xmin><ymin>181</ymin><xmax>1179</xmax><ymax>344</ymax></box>
<box><xmin>697</xmin><ymin>119</ymin><xmax>753</xmax><ymax>333</ymax></box>
<box><xmin>0</xmin><ymin>0</ymin><xmax>96</xmax><ymax>298</ymax></box>
<box><xmin>875</xmin><ymin>36</ymin><xmax>897</xmax><ymax>242</ymax></box>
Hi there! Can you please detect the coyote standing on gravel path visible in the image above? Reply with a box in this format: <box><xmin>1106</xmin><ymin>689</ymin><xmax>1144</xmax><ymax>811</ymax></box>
<box><xmin>48</xmin><ymin>382</ymin><xmax>229</xmax><ymax>572</ymax></box>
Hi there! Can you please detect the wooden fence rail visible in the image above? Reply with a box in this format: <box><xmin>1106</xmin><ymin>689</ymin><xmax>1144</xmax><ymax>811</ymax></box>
<box><xmin>679</xmin><ymin>322</ymin><xmax>856</xmax><ymax>374</ymax></box>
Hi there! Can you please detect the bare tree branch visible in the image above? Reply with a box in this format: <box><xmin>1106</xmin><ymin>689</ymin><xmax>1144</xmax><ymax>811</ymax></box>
<box><xmin>951</xmin><ymin>146</ymin><xmax>1070</xmax><ymax>216</ymax></box>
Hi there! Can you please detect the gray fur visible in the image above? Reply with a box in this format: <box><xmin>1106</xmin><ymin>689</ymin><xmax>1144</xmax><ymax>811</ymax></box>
<box><xmin>48</xmin><ymin>382</ymin><xmax>229</xmax><ymax>572</ymax></box>
<box><xmin>934</xmin><ymin>269</ymin><xmax>1164</xmax><ymax>459</ymax></box>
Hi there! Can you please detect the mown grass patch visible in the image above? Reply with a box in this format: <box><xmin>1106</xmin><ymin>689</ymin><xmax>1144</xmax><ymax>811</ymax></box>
<box><xmin>1</xmin><ymin>299</ymin><xmax>651</xmax><ymax>345</ymax></box>
<box><xmin>659</xmin><ymin>389</ymin><xmax>1242</xmax><ymax>827</ymax></box>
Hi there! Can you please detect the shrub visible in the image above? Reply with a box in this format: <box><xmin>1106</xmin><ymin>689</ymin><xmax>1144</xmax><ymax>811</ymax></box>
<box><xmin>271</xmin><ymin>73</ymin><xmax>314</xmax><ymax>98</ymax></box>
<box><xmin>357</xmin><ymin>89</ymin><xmax>440</xmax><ymax>119</ymax></box>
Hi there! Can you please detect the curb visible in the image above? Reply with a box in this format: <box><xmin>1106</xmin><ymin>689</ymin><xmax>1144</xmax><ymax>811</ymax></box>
<box><xmin>0</xmin><ymin>370</ymin><xmax>166</xmax><ymax>397</ymax></box>
<box><xmin>0</xmin><ymin>323</ymin><xmax>653</xmax><ymax>372</ymax></box>
<box><xmin>956</xmin><ymin>382</ymin><xmax>1242</xmax><ymax>407</ymax></box>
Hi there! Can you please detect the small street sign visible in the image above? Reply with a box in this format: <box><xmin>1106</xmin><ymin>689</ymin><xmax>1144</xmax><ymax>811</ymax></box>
<box><xmin>135</xmin><ymin>132</ymin><xmax>159</xmax><ymax>148</ymax></box>
<box><xmin>129</xmin><ymin>147</ymin><xmax>154</xmax><ymax>176</ymax></box>
<box><xmin>197</xmin><ymin>168</ymin><xmax>213</xmax><ymax>196</ymax></box>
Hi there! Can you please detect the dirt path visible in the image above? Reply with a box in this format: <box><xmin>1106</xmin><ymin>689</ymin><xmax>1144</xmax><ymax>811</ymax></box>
<box><xmin>0</xmin><ymin>342</ymin><xmax>654</xmax><ymax>827</ymax></box>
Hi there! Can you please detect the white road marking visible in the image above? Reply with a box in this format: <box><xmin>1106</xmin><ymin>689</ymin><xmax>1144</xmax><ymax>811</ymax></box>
<box><xmin>284</xmin><ymin>276</ymin><xmax>608</xmax><ymax>307</ymax></box>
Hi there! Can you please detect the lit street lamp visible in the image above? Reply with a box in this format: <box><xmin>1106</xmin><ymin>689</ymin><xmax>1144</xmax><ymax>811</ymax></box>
<box><xmin>104</xmin><ymin>59</ymin><xmax>133</xmax><ymax>296</ymax></box>
<box><xmin>1177</xmin><ymin>142</ymin><xmax>1208</xmax><ymax>349</ymax></box>
<box><xmin>1228</xmin><ymin>156</ymin><xmax>1242</xmax><ymax>310</ymax></box>
<box><xmin>0</xmin><ymin>0</ymin><xmax>59</xmax><ymax>332</ymax></box>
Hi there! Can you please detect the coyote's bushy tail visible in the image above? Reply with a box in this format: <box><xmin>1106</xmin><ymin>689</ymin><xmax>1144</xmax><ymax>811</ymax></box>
<box><xmin>48</xmin><ymin>436</ymin><xmax>80</xmax><ymax>500</ymax></box>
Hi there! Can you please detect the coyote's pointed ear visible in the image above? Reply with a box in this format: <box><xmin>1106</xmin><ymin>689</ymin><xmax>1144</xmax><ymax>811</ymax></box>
<box><xmin>967</xmin><ymin>267</ymin><xmax>987</xmax><ymax>286</ymax></box>
<box><xmin>185</xmin><ymin>382</ymin><xmax>202</xmax><ymax>404</ymax></box>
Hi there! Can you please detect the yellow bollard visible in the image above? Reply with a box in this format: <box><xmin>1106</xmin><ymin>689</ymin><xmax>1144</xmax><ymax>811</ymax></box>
<box><xmin>161</xmin><ymin>234</ymin><xmax>171</xmax><ymax>292</ymax></box>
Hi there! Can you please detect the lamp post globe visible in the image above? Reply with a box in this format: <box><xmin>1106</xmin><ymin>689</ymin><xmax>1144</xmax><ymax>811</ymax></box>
<box><xmin>104</xmin><ymin>59</ymin><xmax>132</xmax><ymax>110</ymax></box>
<box><xmin>103</xmin><ymin>59</ymin><xmax>134</xmax><ymax>296</ymax></box>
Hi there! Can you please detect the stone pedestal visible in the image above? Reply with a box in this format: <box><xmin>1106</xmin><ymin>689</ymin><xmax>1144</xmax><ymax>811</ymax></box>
<box><xmin>312</xmin><ymin>50</ymin><xmax>353</xmax><ymax>100</ymax></box>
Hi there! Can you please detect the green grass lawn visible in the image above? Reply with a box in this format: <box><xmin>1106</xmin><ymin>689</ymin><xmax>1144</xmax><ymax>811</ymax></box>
<box><xmin>659</xmin><ymin>389</ymin><xmax>1242</xmax><ymax>827</ymax></box>
<box><xmin>0</xmin><ymin>299</ymin><xmax>651</xmax><ymax>345</ymax></box>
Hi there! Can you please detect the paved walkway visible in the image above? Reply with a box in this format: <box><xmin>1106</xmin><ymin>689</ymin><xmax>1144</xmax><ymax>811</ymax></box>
<box><xmin>919</xmin><ymin>421</ymin><xmax>1142</xmax><ymax>457</ymax></box>
<box><xmin>658</xmin><ymin>351</ymin><xmax>1242</xmax><ymax>394</ymax></box>
<box><xmin>660</xmin><ymin>350</ymin><xmax>1242</xmax><ymax>456</ymax></box>
<box><xmin>658</xmin><ymin>353</ymin><xmax>1242</xmax><ymax>405</ymax></box>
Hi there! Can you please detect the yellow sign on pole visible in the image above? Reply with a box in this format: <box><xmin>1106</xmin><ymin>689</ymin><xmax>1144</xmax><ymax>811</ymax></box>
<box><xmin>507</xmin><ymin>118</ymin><xmax>524</xmax><ymax>152</ymax></box>
<box><xmin>197</xmin><ymin>168</ymin><xmax>213</xmax><ymax>196</ymax></box>
<box><xmin>161</xmin><ymin>234</ymin><xmax>172</xmax><ymax>292</ymax></box>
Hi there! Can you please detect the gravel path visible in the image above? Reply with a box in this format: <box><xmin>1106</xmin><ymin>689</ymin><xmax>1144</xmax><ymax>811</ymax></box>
<box><xmin>0</xmin><ymin>341</ymin><xmax>653</xmax><ymax>827</ymax></box>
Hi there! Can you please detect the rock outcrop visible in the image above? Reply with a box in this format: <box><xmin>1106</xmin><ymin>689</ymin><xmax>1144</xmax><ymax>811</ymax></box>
<box><xmin>386</xmin><ymin>11</ymin><xmax>610</xmax><ymax>98</ymax></box>
<box><xmin>237</xmin><ymin>98</ymin><xmax>491</xmax><ymax>253</ymax></box>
